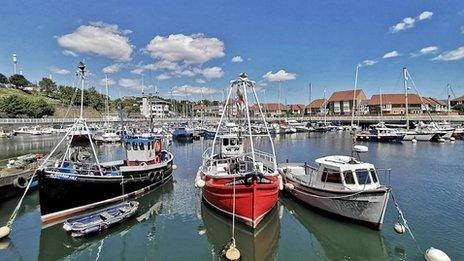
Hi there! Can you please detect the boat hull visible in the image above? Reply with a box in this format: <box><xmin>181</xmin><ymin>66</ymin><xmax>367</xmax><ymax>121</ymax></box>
<box><xmin>202</xmin><ymin>174</ymin><xmax>279</xmax><ymax>228</ymax></box>
<box><xmin>38</xmin><ymin>159</ymin><xmax>173</xmax><ymax>225</ymax></box>
<box><xmin>368</xmin><ymin>134</ymin><xmax>404</xmax><ymax>142</ymax></box>
<box><xmin>403</xmin><ymin>132</ymin><xmax>437</xmax><ymax>141</ymax></box>
<box><xmin>285</xmin><ymin>179</ymin><xmax>390</xmax><ymax>230</ymax></box>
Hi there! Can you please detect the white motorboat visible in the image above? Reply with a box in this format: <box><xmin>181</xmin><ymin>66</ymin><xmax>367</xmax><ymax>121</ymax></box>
<box><xmin>279</xmin><ymin>145</ymin><xmax>390</xmax><ymax>229</ymax></box>
<box><xmin>94</xmin><ymin>128</ymin><xmax>121</xmax><ymax>143</ymax></box>
<box><xmin>13</xmin><ymin>126</ymin><xmax>42</xmax><ymax>135</ymax></box>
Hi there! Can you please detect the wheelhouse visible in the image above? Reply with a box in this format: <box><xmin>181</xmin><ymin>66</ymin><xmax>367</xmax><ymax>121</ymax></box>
<box><xmin>124</xmin><ymin>137</ymin><xmax>163</xmax><ymax>166</ymax></box>
<box><xmin>219</xmin><ymin>134</ymin><xmax>244</xmax><ymax>158</ymax></box>
<box><xmin>312</xmin><ymin>155</ymin><xmax>381</xmax><ymax>191</ymax></box>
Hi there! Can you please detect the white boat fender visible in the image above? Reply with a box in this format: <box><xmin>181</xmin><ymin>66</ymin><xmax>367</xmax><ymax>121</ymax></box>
<box><xmin>438</xmin><ymin>138</ymin><xmax>445</xmax><ymax>143</ymax></box>
<box><xmin>0</xmin><ymin>226</ymin><xmax>11</xmax><ymax>239</ymax></box>
<box><xmin>278</xmin><ymin>175</ymin><xmax>283</xmax><ymax>190</ymax></box>
<box><xmin>353</xmin><ymin>145</ymin><xmax>368</xmax><ymax>153</ymax></box>
<box><xmin>449</xmin><ymin>137</ymin><xmax>455</xmax><ymax>141</ymax></box>
<box><xmin>284</xmin><ymin>183</ymin><xmax>295</xmax><ymax>190</ymax></box>
<box><xmin>424</xmin><ymin>247</ymin><xmax>450</xmax><ymax>261</ymax></box>
<box><xmin>172</xmin><ymin>164</ymin><xmax>178</xmax><ymax>170</ymax></box>
<box><xmin>393</xmin><ymin>223</ymin><xmax>406</xmax><ymax>234</ymax></box>
<box><xmin>412</xmin><ymin>139</ymin><xmax>417</xmax><ymax>143</ymax></box>
<box><xmin>195</xmin><ymin>179</ymin><xmax>205</xmax><ymax>188</ymax></box>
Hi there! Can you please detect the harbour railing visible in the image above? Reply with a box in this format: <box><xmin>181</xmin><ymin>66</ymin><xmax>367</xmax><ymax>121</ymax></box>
<box><xmin>0</xmin><ymin>114</ymin><xmax>463</xmax><ymax>125</ymax></box>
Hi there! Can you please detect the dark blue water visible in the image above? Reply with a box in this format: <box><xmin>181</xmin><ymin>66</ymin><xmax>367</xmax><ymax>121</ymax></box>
<box><xmin>0</xmin><ymin>132</ymin><xmax>462</xmax><ymax>260</ymax></box>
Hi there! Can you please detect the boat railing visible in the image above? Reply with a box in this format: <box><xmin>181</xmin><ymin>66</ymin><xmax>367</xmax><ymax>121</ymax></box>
<box><xmin>376</xmin><ymin>168</ymin><xmax>392</xmax><ymax>186</ymax></box>
<box><xmin>201</xmin><ymin>149</ymin><xmax>275</xmax><ymax>175</ymax></box>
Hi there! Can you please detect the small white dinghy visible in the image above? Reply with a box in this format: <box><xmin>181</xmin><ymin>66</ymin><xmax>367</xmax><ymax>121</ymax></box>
<box><xmin>63</xmin><ymin>201</ymin><xmax>139</xmax><ymax>237</ymax></box>
<box><xmin>279</xmin><ymin>145</ymin><xmax>390</xmax><ymax>230</ymax></box>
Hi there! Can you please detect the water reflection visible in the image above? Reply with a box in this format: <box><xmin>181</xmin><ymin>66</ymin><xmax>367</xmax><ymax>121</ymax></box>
<box><xmin>200</xmin><ymin>202</ymin><xmax>281</xmax><ymax>261</ymax></box>
<box><xmin>280</xmin><ymin>195</ymin><xmax>392</xmax><ymax>260</ymax></box>
<box><xmin>38</xmin><ymin>182</ymin><xmax>174</xmax><ymax>260</ymax></box>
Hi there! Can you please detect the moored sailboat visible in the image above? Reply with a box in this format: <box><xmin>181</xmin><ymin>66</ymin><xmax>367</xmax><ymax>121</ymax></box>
<box><xmin>195</xmin><ymin>73</ymin><xmax>281</xmax><ymax>228</ymax></box>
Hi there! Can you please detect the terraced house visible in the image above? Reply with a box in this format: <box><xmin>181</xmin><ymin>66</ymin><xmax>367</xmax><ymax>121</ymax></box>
<box><xmin>327</xmin><ymin>89</ymin><xmax>367</xmax><ymax>115</ymax></box>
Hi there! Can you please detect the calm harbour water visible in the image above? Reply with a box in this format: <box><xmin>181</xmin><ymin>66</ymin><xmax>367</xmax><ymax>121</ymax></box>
<box><xmin>0</xmin><ymin>132</ymin><xmax>462</xmax><ymax>260</ymax></box>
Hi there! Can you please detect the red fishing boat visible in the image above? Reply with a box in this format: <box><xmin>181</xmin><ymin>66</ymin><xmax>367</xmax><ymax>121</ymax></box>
<box><xmin>195</xmin><ymin>73</ymin><xmax>282</xmax><ymax>228</ymax></box>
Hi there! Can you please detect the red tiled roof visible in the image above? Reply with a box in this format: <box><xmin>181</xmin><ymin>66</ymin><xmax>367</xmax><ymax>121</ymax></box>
<box><xmin>425</xmin><ymin>97</ymin><xmax>446</xmax><ymax>106</ymax></box>
<box><xmin>368</xmin><ymin>93</ymin><xmax>440</xmax><ymax>106</ymax></box>
<box><xmin>289</xmin><ymin>104</ymin><xmax>305</xmax><ymax>111</ymax></box>
<box><xmin>251</xmin><ymin>103</ymin><xmax>284</xmax><ymax>112</ymax></box>
<box><xmin>306</xmin><ymin>98</ymin><xmax>326</xmax><ymax>108</ymax></box>
<box><xmin>328</xmin><ymin>89</ymin><xmax>366</xmax><ymax>102</ymax></box>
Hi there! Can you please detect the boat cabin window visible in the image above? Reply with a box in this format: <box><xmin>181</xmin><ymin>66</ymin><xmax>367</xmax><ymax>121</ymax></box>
<box><xmin>370</xmin><ymin>169</ymin><xmax>378</xmax><ymax>183</ymax></box>
<box><xmin>125</xmin><ymin>142</ymin><xmax>131</xmax><ymax>150</ymax></box>
<box><xmin>132</xmin><ymin>142</ymin><xmax>138</xmax><ymax>150</ymax></box>
<box><xmin>343</xmin><ymin>171</ymin><xmax>355</xmax><ymax>184</ymax></box>
<box><xmin>223</xmin><ymin>139</ymin><xmax>229</xmax><ymax>146</ymax></box>
<box><xmin>139</xmin><ymin>142</ymin><xmax>145</xmax><ymax>150</ymax></box>
<box><xmin>321</xmin><ymin>168</ymin><xmax>342</xmax><ymax>183</ymax></box>
<box><xmin>355</xmin><ymin>169</ymin><xmax>371</xmax><ymax>185</ymax></box>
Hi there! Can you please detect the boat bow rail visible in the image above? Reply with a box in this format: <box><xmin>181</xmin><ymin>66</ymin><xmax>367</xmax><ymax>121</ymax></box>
<box><xmin>200</xmin><ymin>148</ymin><xmax>276</xmax><ymax>177</ymax></box>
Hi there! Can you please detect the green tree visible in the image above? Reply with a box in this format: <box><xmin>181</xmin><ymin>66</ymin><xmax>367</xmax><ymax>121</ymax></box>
<box><xmin>0</xmin><ymin>95</ymin><xmax>27</xmax><ymax>117</ymax></box>
<box><xmin>26</xmin><ymin>98</ymin><xmax>55</xmax><ymax>118</ymax></box>
<box><xmin>9</xmin><ymin>74</ymin><xmax>30</xmax><ymax>87</ymax></box>
<box><xmin>0</xmin><ymin>73</ymin><xmax>8</xmax><ymax>84</ymax></box>
<box><xmin>38</xmin><ymin>78</ymin><xmax>57</xmax><ymax>97</ymax></box>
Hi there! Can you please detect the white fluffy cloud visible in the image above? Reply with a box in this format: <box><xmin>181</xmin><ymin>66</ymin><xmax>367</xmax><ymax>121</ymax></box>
<box><xmin>418</xmin><ymin>11</ymin><xmax>433</xmax><ymax>21</ymax></box>
<box><xmin>146</xmin><ymin>34</ymin><xmax>225</xmax><ymax>64</ymax></box>
<box><xmin>359</xmin><ymin>60</ymin><xmax>377</xmax><ymax>67</ymax></box>
<box><xmin>382</xmin><ymin>51</ymin><xmax>400</xmax><ymax>59</ymax></box>
<box><xmin>420</xmin><ymin>46</ymin><xmax>438</xmax><ymax>55</ymax></box>
<box><xmin>102</xmin><ymin>63</ymin><xmax>124</xmax><ymax>74</ymax></box>
<box><xmin>119</xmin><ymin>78</ymin><xmax>141</xmax><ymax>90</ymax></box>
<box><xmin>194</xmin><ymin>66</ymin><xmax>224</xmax><ymax>80</ymax></box>
<box><xmin>156</xmin><ymin>74</ymin><xmax>171</xmax><ymax>81</ymax></box>
<box><xmin>433</xmin><ymin>46</ymin><xmax>464</xmax><ymax>61</ymax></box>
<box><xmin>57</xmin><ymin>22</ymin><xmax>133</xmax><ymax>61</ymax></box>
<box><xmin>196</xmin><ymin>79</ymin><xmax>206</xmax><ymax>84</ymax></box>
<box><xmin>99</xmin><ymin>77</ymin><xmax>116</xmax><ymax>86</ymax></box>
<box><xmin>62</xmin><ymin>50</ymin><xmax>78</xmax><ymax>57</ymax></box>
<box><xmin>390</xmin><ymin>11</ymin><xmax>433</xmax><ymax>33</ymax></box>
<box><xmin>49</xmin><ymin>66</ymin><xmax>70</xmax><ymax>75</ymax></box>
<box><xmin>263</xmin><ymin>70</ymin><xmax>297</xmax><ymax>82</ymax></box>
<box><xmin>231</xmin><ymin>56</ymin><xmax>244</xmax><ymax>63</ymax></box>
<box><xmin>171</xmin><ymin>85</ymin><xmax>218</xmax><ymax>96</ymax></box>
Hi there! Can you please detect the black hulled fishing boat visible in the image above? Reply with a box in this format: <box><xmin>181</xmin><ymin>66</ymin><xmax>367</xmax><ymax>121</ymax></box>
<box><xmin>37</xmin><ymin>62</ymin><xmax>174</xmax><ymax>226</ymax></box>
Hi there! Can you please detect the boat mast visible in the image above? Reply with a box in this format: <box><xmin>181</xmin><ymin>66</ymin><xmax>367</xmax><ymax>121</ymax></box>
<box><xmin>308</xmin><ymin>82</ymin><xmax>312</xmax><ymax>121</ymax></box>
<box><xmin>403</xmin><ymin>67</ymin><xmax>409</xmax><ymax>130</ymax></box>
<box><xmin>78</xmin><ymin>61</ymin><xmax>85</xmax><ymax>120</ymax></box>
<box><xmin>240</xmin><ymin>75</ymin><xmax>256</xmax><ymax>165</ymax></box>
<box><xmin>105</xmin><ymin>74</ymin><xmax>110</xmax><ymax>127</ymax></box>
<box><xmin>323</xmin><ymin>87</ymin><xmax>327</xmax><ymax>125</ymax></box>
<box><xmin>379</xmin><ymin>87</ymin><xmax>383</xmax><ymax>121</ymax></box>
<box><xmin>351</xmin><ymin>65</ymin><xmax>360</xmax><ymax>127</ymax></box>
<box><xmin>447</xmin><ymin>83</ymin><xmax>451</xmax><ymax>121</ymax></box>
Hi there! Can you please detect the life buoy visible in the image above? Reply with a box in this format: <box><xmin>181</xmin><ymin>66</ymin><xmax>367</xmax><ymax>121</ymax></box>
<box><xmin>154</xmin><ymin>139</ymin><xmax>162</xmax><ymax>153</ymax></box>
<box><xmin>154</xmin><ymin>156</ymin><xmax>160</xmax><ymax>164</ymax></box>
<box><xmin>13</xmin><ymin>176</ymin><xmax>27</xmax><ymax>189</ymax></box>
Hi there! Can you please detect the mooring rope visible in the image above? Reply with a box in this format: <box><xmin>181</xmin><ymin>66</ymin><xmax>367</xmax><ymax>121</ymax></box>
<box><xmin>231</xmin><ymin>176</ymin><xmax>237</xmax><ymax>248</ymax></box>
<box><xmin>390</xmin><ymin>189</ymin><xmax>423</xmax><ymax>254</ymax></box>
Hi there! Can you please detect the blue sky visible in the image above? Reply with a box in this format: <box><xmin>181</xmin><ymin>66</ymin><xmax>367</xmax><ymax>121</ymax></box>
<box><xmin>0</xmin><ymin>0</ymin><xmax>463</xmax><ymax>103</ymax></box>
